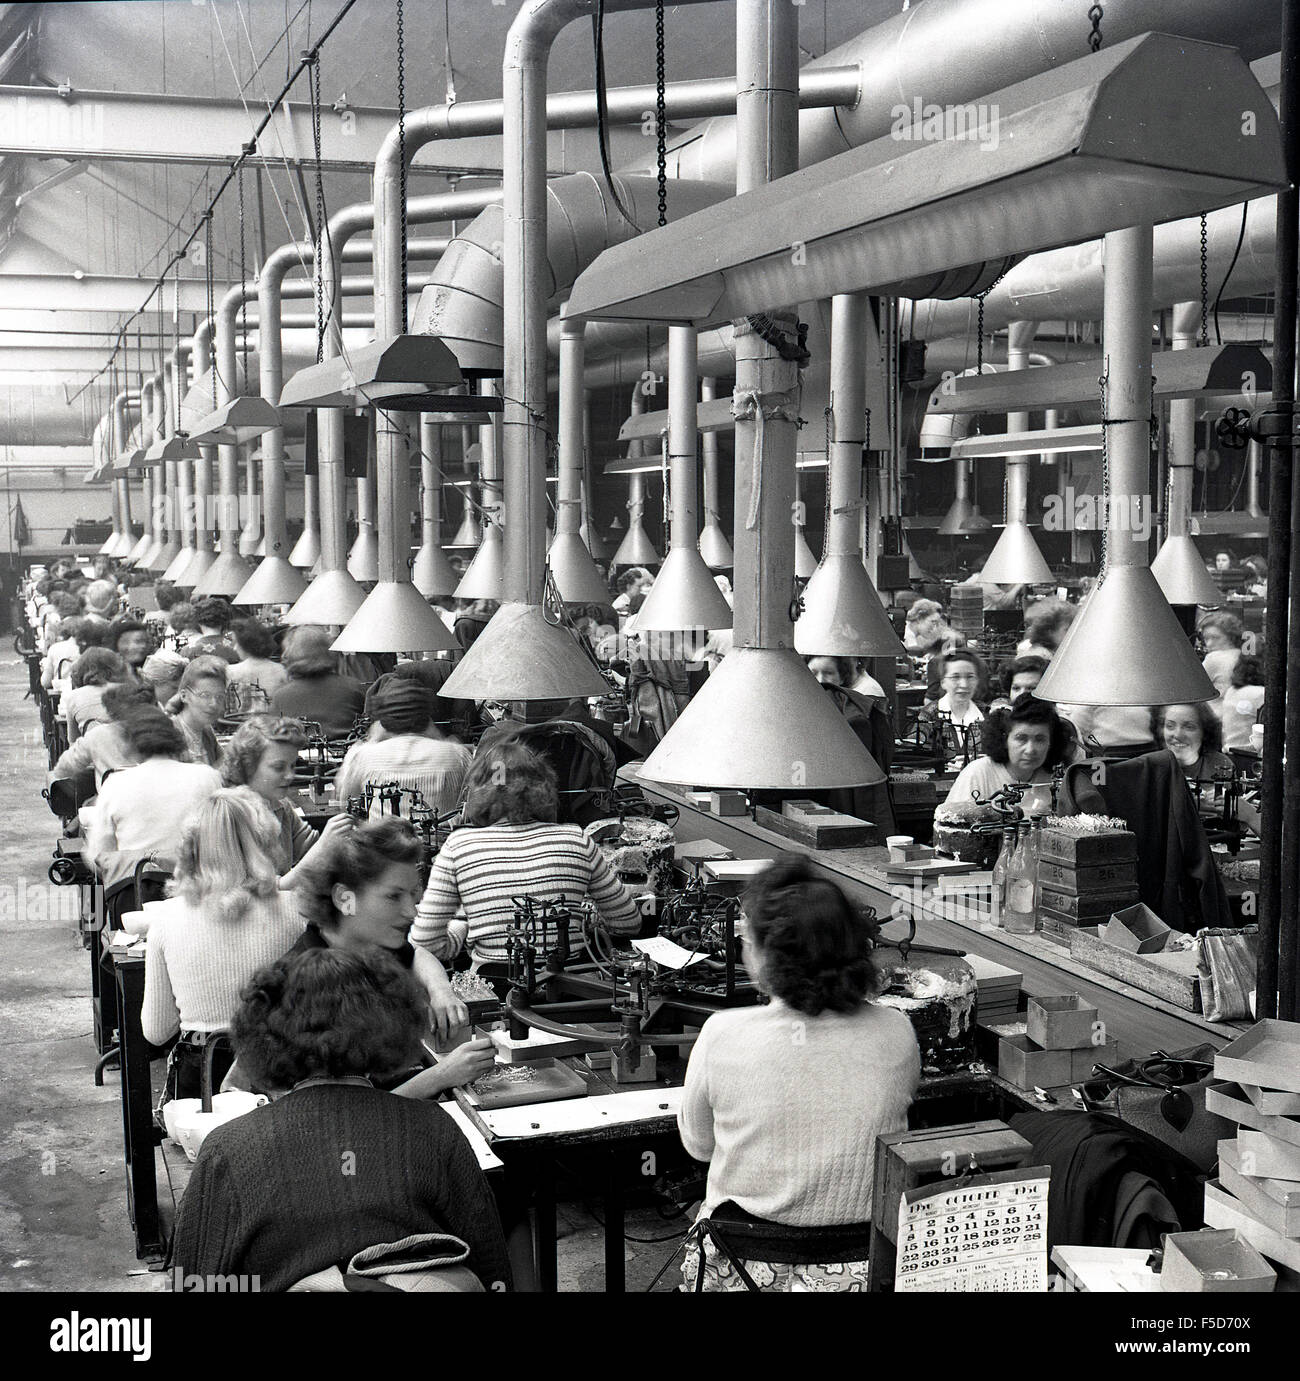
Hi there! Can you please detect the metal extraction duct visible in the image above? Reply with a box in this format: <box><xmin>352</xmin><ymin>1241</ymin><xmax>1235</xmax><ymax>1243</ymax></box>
<box><xmin>609</xmin><ymin>387</ymin><xmax>660</xmax><ymax>569</ymax></box>
<box><xmin>696</xmin><ymin>376</ymin><xmax>733</xmax><ymax>569</ymax></box>
<box><xmin>1037</xmin><ymin>225</ymin><xmax>1217</xmax><ymax>707</ymax></box>
<box><xmin>565</xmin><ymin>36</ymin><xmax>1286</xmax><ymax>329</ymax></box>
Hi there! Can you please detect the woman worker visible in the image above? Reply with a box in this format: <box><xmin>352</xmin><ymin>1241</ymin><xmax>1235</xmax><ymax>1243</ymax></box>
<box><xmin>940</xmin><ymin>694</ymin><xmax>1077</xmax><ymax>817</ymax></box>
<box><xmin>1151</xmin><ymin>702</ymin><xmax>1234</xmax><ymax>787</ymax></box>
<box><xmin>169</xmin><ymin>947</ymin><xmax>512</xmax><ymax>1292</ymax></box>
<box><xmin>677</xmin><ymin>855</ymin><xmax>919</xmax><ymax>1291</ymax></box>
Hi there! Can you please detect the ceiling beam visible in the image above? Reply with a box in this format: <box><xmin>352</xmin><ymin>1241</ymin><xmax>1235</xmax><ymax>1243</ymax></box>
<box><xmin>0</xmin><ymin>272</ymin><xmax>241</xmax><ymax>313</ymax></box>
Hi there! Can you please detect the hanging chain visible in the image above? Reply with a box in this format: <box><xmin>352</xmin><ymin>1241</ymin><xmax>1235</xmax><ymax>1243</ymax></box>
<box><xmin>655</xmin><ymin>0</ymin><xmax>667</xmax><ymax>227</ymax></box>
<box><xmin>308</xmin><ymin>56</ymin><xmax>326</xmax><ymax>362</ymax></box>
<box><xmin>397</xmin><ymin>0</ymin><xmax>409</xmax><ymax>329</ymax></box>
<box><xmin>1199</xmin><ymin>214</ymin><xmax>1210</xmax><ymax>347</ymax></box>
<box><xmin>1087</xmin><ymin>4</ymin><xmax>1104</xmax><ymax>52</ymax></box>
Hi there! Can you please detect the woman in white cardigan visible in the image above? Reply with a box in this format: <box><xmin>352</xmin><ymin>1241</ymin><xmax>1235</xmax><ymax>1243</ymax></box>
<box><xmin>677</xmin><ymin>855</ymin><xmax>920</xmax><ymax>1292</ymax></box>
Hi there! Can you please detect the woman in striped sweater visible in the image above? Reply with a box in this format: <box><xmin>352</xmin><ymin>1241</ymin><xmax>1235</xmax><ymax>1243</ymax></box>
<box><xmin>410</xmin><ymin>741</ymin><xmax>640</xmax><ymax>979</ymax></box>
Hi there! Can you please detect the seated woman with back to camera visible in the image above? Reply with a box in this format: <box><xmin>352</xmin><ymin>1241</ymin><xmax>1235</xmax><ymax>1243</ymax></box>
<box><xmin>168</xmin><ymin>947</ymin><xmax>512</xmax><ymax>1293</ymax></box>
<box><xmin>410</xmin><ymin>741</ymin><xmax>641</xmax><ymax>983</ymax></box>
<box><xmin>677</xmin><ymin>855</ymin><xmax>920</xmax><ymax>1292</ymax></box>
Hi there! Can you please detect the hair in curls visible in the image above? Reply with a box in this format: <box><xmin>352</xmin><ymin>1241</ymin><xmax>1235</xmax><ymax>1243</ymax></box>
<box><xmin>297</xmin><ymin>817</ymin><xmax>422</xmax><ymax>933</ymax></box>
<box><xmin>462</xmin><ymin>740</ymin><xmax>558</xmax><ymax>826</ymax></box>
<box><xmin>171</xmin><ymin>787</ymin><xmax>283</xmax><ymax>921</ymax></box>
<box><xmin>220</xmin><ymin>714</ymin><xmax>308</xmax><ymax>788</ymax></box>
<box><xmin>742</xmin><ymin>854</ymin><xmax>880</xmax><ymax>1017</ymax></box>
<box><xmin>980</xmin><ymin>694</ymin><xmax>1071</xmax><ymax>768</ymax></box>
<box><xmin>1152</xmin><ymin>701</ymin><xmax>1223</xmax><ymax>755</ymax></box>
<box><xmin>232</xmin><ymin>947</ymin><xmax>426</xmax><ymax>1090</ymax></box>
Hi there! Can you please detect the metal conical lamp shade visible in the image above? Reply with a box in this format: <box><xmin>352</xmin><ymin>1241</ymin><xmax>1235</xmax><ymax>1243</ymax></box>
<box><xmin>192</xmin><ymin>549</ymin><xmax>253</xmax><ymax>597</ymax></box>
<box><xmin>1035</xmin><ymin>566</ymin><xmax>1216</xmax><ymax>706</ymax></box>
<box><xmin>455</xmin><ymin>527</ymin><xmax>504</xmax><ymax>600</ymax></box>
<box><xmin>240</xmin><ymin>526</ymin><xmax>262</xmax><ymax>558</ymax></box>
<box><xmin>412</xmin><ymin>542</ymin><xmax>460</xmax><ymax>598</ymax></box>
<box><xmin>548</xmin><ymin>532</ymin><xmax>613</xmax><ymax>605</ymax></box>
<box><xmin>108</xmin><ymin>528</ymin><xmax>136</xmax><ymax>558</ymax></box>
<box><xmin>794</xmin><ymin>528</ymin><xmax>819</xmax><ymax>579</ymax></box>
<box><xmin>938</xmin><ymin>496</ymin><xmax>992</xmax><ymax>535</ymax></box>
<box><xmin>440</xmin><ymin>602</ymin><xmax>610</xmax><ymax>701</ymax></box>
<box><xmin>447</xmin><ymin>510</ymin><xmax>483</xmax><ymax>550</ymax></box>
<box><xmin>145</xmin><ymin>536</ymin><xmax>181</xmax><ymax>573</ymax></box>
<box><xmin>98</xmin><ymin>529</ymin><xmax>119</xmax><ymax>554</ymax></box>
<box><xmin>633</xmin><ymin>546</ymin><xmax>732</xmax><ymax>632</ymax></box>
<box><xmin>347</xmin><ymin>528</ymin><xmax>379</xmax><ymax>582</ymax></box>
<box><xmin>125</xmin><ymin>532</ymin><xmax>153</xmax><ymax>566</ymax></box>
<box><xmin>795</xmin><ymin>554</ymin><xmax>908</xmax><ymax>657</ymax></box>
<box><xmin>639</xmin><ymin>647</ymin><xmax>885</xmax><ymax>789</ymax></box>
<box><xmin>233</xmin><ymin>556</ymin><xmax>308</xmax><ymax>607</ymax></box>
<box><xmin>698</xmin><ymin>521</ymin><xmax>733</xmax><ymax>570</ymax></box>
<box><xmin>978</xmin><ymin>523</ymin><xmax>1054</xmax><ymax>584</ymax></box>
<box><xmin>1151</xmin><ymin>535</ymin><xmax>1224</xmax><ymax>607</ymax></box>
<box><xmin>284</xmin><ymin>568</ymin><xmax>368</xmax><ymax>626</ymax></box>
<box><xmin>611</xmin><ymin>520</ymin><xmax>659</xmax><ymax>568</ymax></box>
<box><xmin>169</xmin><ymin>547</ymin><xmax>212</xmax><ymax>588</ymax></box>
<box><xmin>254</xmin><ymin>535</ymin><xmax>267</xmax><ymax>558</ymax></box>
<box><xmin>332</xmin><ymin>580</ymin><xmax>459</xmax><ymax>654</ymax></box>
<box><xmin>289</xmin><ymin>526</ymin><xmax>321</xmax><ymax>568</ymax></box>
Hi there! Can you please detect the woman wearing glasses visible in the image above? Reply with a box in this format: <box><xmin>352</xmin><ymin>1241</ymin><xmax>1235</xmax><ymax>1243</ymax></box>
<box><xmin>172</xmin><ymin>655</ymin><xmax>229</xmax><ymax>768</ymax></box>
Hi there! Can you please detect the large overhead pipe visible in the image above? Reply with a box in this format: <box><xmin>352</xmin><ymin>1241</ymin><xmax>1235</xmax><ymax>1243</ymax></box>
<box><xmin>442</xmin><ymin>0</ymin><xmax>736</xmax><ymax>704</ymax></box>
<box><xmin>1038</xmin><ymin>224</ymin><xmax>1215</xmax><ymax>707</ymax></box>
<box><xmin>173</xmin><ymin>323</ymin><xmax>218</xmax><ymax>590</ymax></box>
<box><xmin>455</xmin><ymin>382</ymin><xmax>505</xmax><ymax>600</ymax></box>
<box><xmin>411</xmin><ymin>413</ymin><xmax>458</xmax><ymax>598</ymax></box>
<box><xmin>147</xmin><ymin>349</ymin><xmax>188</xmax><ymax>573</ymax></box>
<box><xmin>287</xmin><ymin>192</ymin><xmax>497</xmax><ymax>627</ymax></box>
<box><xmin>639</xmin><ymin>0</ymin><xmax>883</xmax><ymax>790</ymax></box>
<box><xmin>610</xmin><ymin>386</ymin><xmax>659</xmax><ymax>568</ymax></box>
<box><xmin>795</xmin><ymin>292</ymin><xmax>905</xmax><ymax>658</ymax></box>
<box><xmin>160</xmin><ymin>345</ymin><xmax>195</xmax><ymax>581</ymax></box>
<box><xmin>1151</xmin><ymin>302</ymin><xmax>1224</xmax><ymax>605</ymax></box>
<box><xmin>109</xmin><ymin>391</ymin><xmax>139</xmax><ymax>559</ymax></box>
<box><xmin>134</xmin><ymin>373</ymin><xmax>167</xmax><ymax>568</ymax></box>
<box><xmin>549</xmin><ymin>318</ymin><xmax>612</xmax><ymax>604</ymax></box>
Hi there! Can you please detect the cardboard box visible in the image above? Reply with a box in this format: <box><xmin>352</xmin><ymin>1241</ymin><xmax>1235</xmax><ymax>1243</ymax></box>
<box><xmin>1204</xmin><ymin>1180</ymin><xmax>1300</xmax><ymax>1280</ymax></box>
<box><xmin>1160</xmin><ymin>1229</ymin><xmax>1276</xmax><ymax>1293</ymax></box>
<box><xmin>1026</xmin><ymin>994</ymin><xmax>1100</xmax><ymax>1051</ymax></box>
<box><xmin>1205</xmin><ymin>1082</ymin><xmax>1300</xmax><ymax>1151</ymax></box>
<box><xmin>1069</xmin><ymin>1039</ymin><xmax>1120</xmax><ymax>1083</ymax></box>
<box><xmin>1038</xmin><ymin>905</ymin><xmax>1080</xmax><ymax>939</ymax></box>
<box><xmin>1039</xmin><ymin>885</ymin><xmax>1140</xmax><ymax>922</ymax></box>
<box><xmin>1038</xmin><ymin>827</ymin><xmax>1137</xmax><ymax>868</ymax></box>
<box><xmin>1215</xmin><ymin>1020</ymin><xmax>1300</xmax><ymax>1097</ymax></box>
<box><xmin>998</xmin><ymin>1033</ymin><xmax>1073</xmax><ymax>1090</ymax></box>
<box><xmin>1242</xmin><ymin>1082</ymin><xmax>1300</xmax><ymax>1118</ymax></box>
<box><xmin>1105</xmin><ymin>903</ymin><xmax>1172</xmax><ymax>955</ymax></box>
<box><xmin>1217</xmin><ymin>1138</ymin><xmax>1300</xmax><ymax>1238</ymax></box>
<box><xmin>1036</xmin><ymin>857</ymin><xmax>1139</xmax><ymax>894</ymax></box>
<box><xmin>708</xmin><ymin>791</ymin><xmax>748</xmax><ymax>817</ymax></box>
<box><xmin>1239</xmin><ymin>1128</ymin><xmax>1300</xmax><ymax>1181</ymax></box>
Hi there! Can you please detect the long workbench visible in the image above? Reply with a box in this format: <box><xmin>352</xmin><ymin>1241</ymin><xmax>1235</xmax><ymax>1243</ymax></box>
<box><xmin>631</xmin><ymin>773</ymin><xmax>1248</xmax><ymax>1060</ymax></box>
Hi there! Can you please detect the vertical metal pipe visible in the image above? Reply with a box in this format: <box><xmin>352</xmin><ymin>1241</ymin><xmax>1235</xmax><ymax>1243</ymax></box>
<box><xmin>731</xmin><ymin>0</ymin><xmax>799</xmax><ymax>648</ymax></box>
<box><xmin>557</xmin><ymin>319</ymin><xmax>586</xmax><ymax>537</ymax></box>
<box><xmin>480</xmin><ymin>379</ymin><xmax>503</xmax><ymax>534</ymax></box>
<box><xmin>257</xmin><ymin>251</ymin><xmax>291</xmax><ymax>560</ymax></box>
<box><xmin>666</xmin><ymin>325</ymin><xmax>700</xmax><ymax>547</ymax></box>
<box><xmin>168</xmin><ymin>346</ymin><xmax>194</xmax><ymax>571</ymax></box>
<box><xmin>701</xmin><ymin>376</ymin><xmax>722</xmax><ymax>530</ymax></box>
<box><xmin>1263</xmin><ymin>0</ymin><xmax>1300</xmax><ymax>1022</ymax></box>
<box><xmin>1005</xmin><ymin>320</ymin><xmax>1037</xmax><ymax>524</ymax></box>
<box><xmin>1101</xmin><ymin>225</ymin><xmax>1155</xmax><ymax>572</ymax></box>
<box><xmin>827</xmin><ymin>293</ymin><xmax>868</xmax><ymax>558</ymax></box>
<box><xmin>419</xmin><ymin>416</ymin><xmax>443</xmax><ymax>550</ymax></box>
<box><xmin>215</xmin><ymin>291</ymin><xmax>246</xmax><ymax>557</ymax></box>
<box><xmin>193</xmin><ymin>327</ymin><xmax>215</xmax><ymax>555</ymax></box>
<box><xmin>1167</xmin><ymin>303</ymin><xmax>1198</xmax><ymax>538</ymax></box>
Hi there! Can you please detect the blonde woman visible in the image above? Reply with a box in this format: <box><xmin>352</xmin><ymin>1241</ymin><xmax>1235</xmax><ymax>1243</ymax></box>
<box><xmin>141</xmin><ymin>788</ymin><xmax>305</xmax><ymax>1093</ymax></box>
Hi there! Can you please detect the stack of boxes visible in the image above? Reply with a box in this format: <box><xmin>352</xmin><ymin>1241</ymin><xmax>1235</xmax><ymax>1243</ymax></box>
<box><xmin>949</xmin><ymin>582</ymin><xmax>985</xmax><ymax>644</ymax></box>
<box><xmin>1203</xmin><ymin>1019</ymin><xmax>1300</xmax><ymax>1287</ymax></box>
<box><xmin>995</xmin><ymin>992</ymin><xmax>1118</xmax><ymax>1091</ymax></box>
<box><xmin>1037</xmin><ymin>822</ymin><xmax>1140</xmax><ymax>939</ymax></box>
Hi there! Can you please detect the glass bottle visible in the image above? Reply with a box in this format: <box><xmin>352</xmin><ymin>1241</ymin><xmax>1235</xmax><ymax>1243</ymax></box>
<box><xmin>1003</xmin><ymin>823</ymin><xmax>1037</xmax><ymax>935</ymax></box>
<box><xmin>991</xmin><ymin>821</ymin><xmax>1018</xmax><ymax>927</ymax></box>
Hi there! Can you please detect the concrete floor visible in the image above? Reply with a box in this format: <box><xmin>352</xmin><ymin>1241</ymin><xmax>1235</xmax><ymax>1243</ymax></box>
<box><xmin>0</xmin><ymin>656</ymin><xmax>684</xmax><ymax>1293</ymax></box>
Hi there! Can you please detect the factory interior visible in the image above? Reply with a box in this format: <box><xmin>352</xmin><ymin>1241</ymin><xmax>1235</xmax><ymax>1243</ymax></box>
<box><xmin>5</xmin><ymin>0</ymin><xmax>1300</xmax><ymax>1327</ymax></box>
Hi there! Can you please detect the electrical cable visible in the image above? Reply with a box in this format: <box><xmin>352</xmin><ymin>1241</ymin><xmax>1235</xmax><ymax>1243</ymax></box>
<box><xmin>1213</xmin><ymin>202</ymin><xmax>1250</xmax><ymax>347</ymax></box>
<box><xmin>591</xmin><ymin>0</ymin><xmax>640</xmax><ymax>232</ymax></box>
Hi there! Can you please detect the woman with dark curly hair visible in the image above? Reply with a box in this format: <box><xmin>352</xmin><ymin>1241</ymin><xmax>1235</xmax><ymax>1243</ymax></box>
<box><xmin>410</xmin><ymin>740</ymin><xmax>640</xmax><ymax>979</ymax></box>
<box><xmin>169</xmin><ymin>947</ymin><xmax>512</xmax><ymax>1293</ymax></box>
<box><xmin>677</xmin><ymin>855</ymin><xmax>919</xmax><ymax>1291</ymax></box>
<box><xmin>1152</xmin><ymin>702</ymin><xmax>1234</xmax><ymax>785</ymax></box>
<box><xmin>940</xmin><ymin>694</ymin><xmax>1076</xmax><ymax>815</ymax></box>
<box><xmin>62</xmin><ymin>647</ymin><xmax>132</xmax><ymax>743</ymax></box>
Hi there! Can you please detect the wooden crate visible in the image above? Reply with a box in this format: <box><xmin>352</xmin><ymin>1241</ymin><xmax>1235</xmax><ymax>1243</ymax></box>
<box><xmin>1036</xmin><ymin>857</ymin><xmax>1139</xmax><ymax>894</ymax></box>
<box><xmin>871</xmin><ymin>1121</ymin><xmax>1033</xmax><ymax>1245</ymax></box>
<box><xmin>1038</xmin><ymin>884</ymin><xmax>1140</xmax><ymax>922</ymax></box>
<box><xmin>1068</xmin><ymin>926</ymin><xmax>1202</xmax><ymax>1012</ymax></box>
<box><xmin>1038</xmin><ymin>828</ymin><xmax>1138</xmax><ymax>868</ymax></box>
<box><xmin>754</xmin><ymin>804</ymin><xmax>876</xmax><ymax>849</ymax></box>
